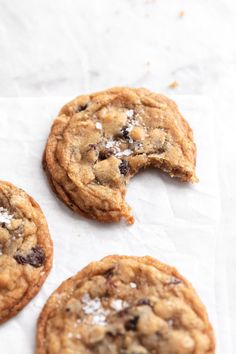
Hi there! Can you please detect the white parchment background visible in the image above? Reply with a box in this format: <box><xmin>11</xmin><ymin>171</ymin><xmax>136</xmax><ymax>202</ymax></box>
<box><xmin>0</xmin><ymin>96</ymin><xmax>231</xmax><ymax>353</ymax></box>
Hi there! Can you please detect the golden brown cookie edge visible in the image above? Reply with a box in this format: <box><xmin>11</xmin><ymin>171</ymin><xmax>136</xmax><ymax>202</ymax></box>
<box><xmin>0</xmin><ymin>180</ymin><xmax>53</xmax><ymax>324</ymax></box>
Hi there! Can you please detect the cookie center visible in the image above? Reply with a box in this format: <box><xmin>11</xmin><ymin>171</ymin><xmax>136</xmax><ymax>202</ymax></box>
<box><xmin>64</xmin><ymin>105</ymin><xmax>168</xmax><ymax>189</ymax></box>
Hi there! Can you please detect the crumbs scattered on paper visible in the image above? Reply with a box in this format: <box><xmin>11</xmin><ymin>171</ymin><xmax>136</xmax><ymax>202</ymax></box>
<box><xmin>168</xmin><ymin>81</ymin><xmax>179</xmax><ymax>89</ymax></box>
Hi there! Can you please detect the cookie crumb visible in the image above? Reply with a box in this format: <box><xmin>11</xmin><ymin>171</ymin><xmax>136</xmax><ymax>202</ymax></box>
<box><xmin>168</xmin><ymin>81</ymin><xmax>179</xmax><ymax>89</ymax></box>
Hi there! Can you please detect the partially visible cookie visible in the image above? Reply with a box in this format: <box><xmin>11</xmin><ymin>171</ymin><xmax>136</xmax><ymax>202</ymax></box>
<box><xmin>43</xmin><ymin>87</ymin><xmax>197</xmax><ymax>224</ymax></box>
<box><xmin>0</xmin><ymin>181</ymin><xmax>53</xmax><ymax>324</ymax></box>
<box><xmin>36</xmin><ymin>255</ymin><xmax>215</xmax><ymax>354</ymax></box>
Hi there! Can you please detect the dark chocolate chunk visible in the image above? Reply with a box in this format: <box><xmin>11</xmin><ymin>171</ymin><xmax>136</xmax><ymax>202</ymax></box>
<box><xmin>99</xmin><ymin>149</ymin><xmax>113</xmax><ymax>160</ymax></box>
<box><xmin>125</xmin><ymin>316</ymin><xmax>139</xmax><ymax>331</ymax></box>
<box><xmin>75</xmin><ymin>103</ymin><xmax>88</xmax><ymax>112</ymax></box>
<box><xmin>89</xmin><ymin>144</ymin><xmax>97</xmax><ymax>150</ymax></box>
<box><xmin>156</xmin><ymin>331</ymin><xmax>163</xmax><ymax>340</ymax></box>
<box><xmin>103</xmin><ymin>266</ymin><xmax>115</xmax><ymax>279</ymax></box>
<box><xmin>14</xmin><ymin>246</ymin><xmax>45</xmax><ymax>268</ymax></box>
<box><xmin>119</xmin><ymin>160</ymin><xmax>129</xmax><ymax>175</ymax></box>
<box><xmin>157</xmin><ymin>147</ymin><xmax>166</xmax><ymax>154</ymax></box>
<box><xmin>121</xmin><ymin>126</ymin><xmax>130</xmax><ymax>140</ymax></box>
<box><xmin>137</xmin><ymin>298</ymin><xmax>150</xmax><ymax>306</ymax></box>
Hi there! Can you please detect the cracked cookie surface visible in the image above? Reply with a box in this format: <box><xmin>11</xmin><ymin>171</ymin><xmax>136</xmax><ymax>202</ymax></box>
<box><xmin>0</xmin><ymin>181</ymin><xmax>53</xmax><ymax>323</ymax></box>
<box><xmin>44</xmin><ymin>87</ymin><xmax>197</xmax><ymax>224</ymax></box>
<box><xmin>36</xmin><ymin>255</ymin><xmax>214</xmax><ymax>354</ymax></box>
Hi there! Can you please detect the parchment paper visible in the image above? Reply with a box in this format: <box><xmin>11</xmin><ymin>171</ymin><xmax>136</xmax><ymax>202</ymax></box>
<box><xmin>0</xmin><ymin>96</ymin><xmax>230</xmax><ymax>353</ymax></box>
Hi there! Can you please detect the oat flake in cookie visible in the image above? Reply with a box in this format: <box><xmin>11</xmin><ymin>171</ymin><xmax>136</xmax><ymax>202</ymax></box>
<box><xmin>0</xmin><ymin>181</ymin><xmax>53</xmax><ymax>323</ymax></box>
<box><xmin>43</xmin><ymin>87</ymin><xmax>197</xmax><ymax>224</ymax></box>
<box><xmin>36</xmin><ymin>256</ymin><xmax>215</xmax><ymax>354</ymax></box>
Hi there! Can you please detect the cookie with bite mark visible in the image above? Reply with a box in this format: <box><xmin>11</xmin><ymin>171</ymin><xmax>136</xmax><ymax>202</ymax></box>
<box><xmin>36</xmin><ymin>255</ymin><xmax>215</xmax><ymax>354</ymax></box>
<box><xmin>0</xmin><ymin>181</ymin><xmax>53</xmax><ymax>323</ymax></box>
<box><xmin>43</xmin><ymin>87</ymin><xmax>197</xmax><ymax>223</ymax></box>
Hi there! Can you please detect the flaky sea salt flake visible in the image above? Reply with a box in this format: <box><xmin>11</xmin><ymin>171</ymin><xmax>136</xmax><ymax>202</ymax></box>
<box><xmin>116</xmin><ymin>149</ymin><xmax>132</xmax><ymax>157</ymax></box>
<box><xmin>110</xmin><ymin>299</ymin><xmax>129</xmax><ymax>311</ymax></box>
<box><xmin>82</xmin><ymin>294</ymin><xmax>101</xmax><ymax>314</ymax></box>
<box><xmin>92</xmin><ymin>312</ymin><xmax>107</xmax><ymax>326</ymax></box>
<box><xmin>105</xmin><ymin>140</ymin><xmax>116</xmax><ymax>149</ymax></box>
<box><xmin>127</xmin><ymin>109</ymin><xmax>134</xmax><ymax>118</ymax></box>
<box><xmin>0</xmin><ymin>207</ymin><xmax>13</xmax><ymax>225</ymax></box>
<box><xmin>130</xmin><ymin>282</ymin><xmax>137</xmax><ymax>288</ymax></box>
<box><xmin>95</xmin><ymin>122</ymin><xmax>102</xmax><ymax>130</ymax></box>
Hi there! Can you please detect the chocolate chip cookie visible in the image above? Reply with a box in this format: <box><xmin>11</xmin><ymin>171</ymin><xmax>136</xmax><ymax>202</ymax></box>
<box><xmin>0</xmin><ymin>181</ymin><xmax>53</xmax><ymax>323</ymax></box>
<box><xmin>36</xmin><ymin>255</ymin><xmax>214</xmax><ymax>354</ymax></box>
<box><xmin>43</xmin><ymin>87</ymin><xmax>197</xmax><ymax>223</ymax></box>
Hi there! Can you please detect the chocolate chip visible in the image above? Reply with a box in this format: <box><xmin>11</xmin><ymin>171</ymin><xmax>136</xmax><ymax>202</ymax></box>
<box><xmin>121</xmin><ymin>126</ymin><xmax>130</xmax><ymax>140</ymax></box>
<box><xmin>99</xmin><ymin>149</ymin><xmax>113</xmax><ymax>160</ymax></box>
<box><xmin>14</xmin><ymin>246</ymin><xmax>45</xmax><ymax>268</ymax></box>
<box><xmin>125</xmin><ymin>316</ymin><xmax>139</xmax><ymax>331</ymax></box>
<box><xmin>103</xmin><ymin>267</ymin><xmax>115</xmax><ymax>279</ymax></box>
<box><xmin>137</xmin><ymin>298</ymin><xmax>150</xmax><ymax>306</ymax></box>
<box><xmin>99</xmin><ymin>151</ymin><xmax>107</xmax><ymax>160</ymax></box>
<box><xmin>89</xmin><ymin>144</ymin><xmax>97</xmax><ymax>150</ymax></box>
<box><xmin>157</xmin><ymin>147</ymin><xmax>166</xmax><ymax>154</ymax></box>
<box><xmin>75</xmin><ymin>103</ymin><xmax>88</xmax><ymax>112</ymax></box>
<box><xmin>119</xmin><ymin>160</ymin><xmax>129</xmax><ymax>175</ymax></box>
<box><xmin>156</xmin><ymin>332</ymin><xmax>163</xmax><ymax>340</ymax></box>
